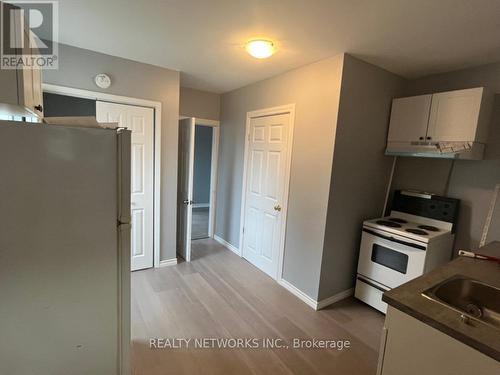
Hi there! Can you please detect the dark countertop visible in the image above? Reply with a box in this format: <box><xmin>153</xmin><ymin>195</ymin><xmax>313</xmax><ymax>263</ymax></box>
<box><xmin>383</xmin><ymin>241</ymin><xmax>500</xmax><ymax>361</ymax></box>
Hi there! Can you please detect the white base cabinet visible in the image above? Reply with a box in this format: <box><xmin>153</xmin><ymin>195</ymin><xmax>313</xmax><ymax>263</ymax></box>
<box><xmin>378</xmin><ymin>307</ymin><xmax>500</xmax><ymax>375</ymax></box>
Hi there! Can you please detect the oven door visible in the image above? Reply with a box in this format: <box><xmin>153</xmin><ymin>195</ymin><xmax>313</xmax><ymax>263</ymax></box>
<box><xmin>357</xmin><ymin>227</ymin><xmax>427</xmax><ymax>289</ymax></box>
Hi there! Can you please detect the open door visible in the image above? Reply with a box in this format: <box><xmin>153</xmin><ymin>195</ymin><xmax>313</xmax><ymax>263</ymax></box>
<box><xmin>178</xmin><ymin>118</ymin><xmax>195</xmax><ymax>261</ymax></box>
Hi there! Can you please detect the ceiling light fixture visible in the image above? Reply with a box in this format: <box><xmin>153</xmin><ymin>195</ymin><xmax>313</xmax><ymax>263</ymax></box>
<box><xmin>245</xmin><ymin>39</ymin><xmax>276</xmax><ymax>59</ymax></box>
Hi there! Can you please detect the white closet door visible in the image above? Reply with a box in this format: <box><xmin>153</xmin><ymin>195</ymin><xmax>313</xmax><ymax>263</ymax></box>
<box><xmin>242</xmin><ymin>113</ymin><xmax>291</xmax><ymax>279</ymax></box>
<box><xmin>96</xmin><ymin>101</ymin><xmax>154</xmax><ymax>271</ymax></box>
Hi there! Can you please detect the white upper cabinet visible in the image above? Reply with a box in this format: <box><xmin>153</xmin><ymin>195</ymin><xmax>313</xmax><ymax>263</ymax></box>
<box><xmin>388</xmin><ymin>94</ymin><xmax>432</xmax><ymax>142</ymax></box>
<box><xmin>387</xmin><ymin>87</ymin><xmax>491</xmax><ymax>144</ymax></box>
<box><xmin>427</xmin><ymin>87</ymin><xmax>484</xmax><ymax>142</ymax></box>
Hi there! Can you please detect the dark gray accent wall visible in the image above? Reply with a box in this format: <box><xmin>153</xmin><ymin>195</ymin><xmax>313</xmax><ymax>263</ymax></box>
<box><xmin>193</xmin><ymin>125</ymin><xmax>213</xmax><ymax>205</ymax></box>
<box><xmin>317</xmin><ymin>55</ymin><xmax>406</xmax><ymax>300</ymax></box>
<box><xmin>389</xmin><ymin>62</ymin><xmax>500</xmax><ymax>252</ymax></box>
<box><xmin>43</xmin><ymin>43</ymin><xmax>180</xmax><ymax>261</ymax></box>
<box><xmin>43</xmin><ymin>92</ymin><xmax>96</xmax><ymax>117</ymax></box>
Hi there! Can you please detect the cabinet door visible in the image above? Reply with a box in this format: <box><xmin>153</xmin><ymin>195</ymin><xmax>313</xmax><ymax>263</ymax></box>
<box><xmin>381</xmin><ymin>307</ymin><xmax>500</xmax><ymax>375</ymax></box>
<box><xmin>29</xmin><ymin>32</ymin><xmax>44</xmax><ymax>117</ymax></box>
<box><xmin>31</xmin><ymin>67</ymin><xmax>43</xmax><ymax>116</ymax></box>
<box><xmin>17</xmin><ymin>20</ymin><xmax>35</xmax><ymax>112</ymax></box>
<box><xmin>0</xmin><ymin>4</ymin><xmax>21</xmax><ymax>107</ymax></box>
<box><xmin>19</xmin><ymin>68</ymin><xmax>34</xmax><ymax>112</ymax></box>
<box><xmin>427</xmin><ymin>88</ymin><xmax>483</xmax><ymax>142</ymax></box>
<box><xmin>387</xmin><ymin>95</ymin><xmax>432</xmax><ymax>143</ymax></box>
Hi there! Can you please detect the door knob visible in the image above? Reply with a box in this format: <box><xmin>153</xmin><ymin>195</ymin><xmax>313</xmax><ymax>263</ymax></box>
<box><xmin>274</xmin><ymin>205</ymin><xmax>282</xmax><ymax>212</ymax></box>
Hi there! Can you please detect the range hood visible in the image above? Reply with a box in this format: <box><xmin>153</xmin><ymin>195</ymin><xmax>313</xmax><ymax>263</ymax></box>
<box><xmin>385</xmin><ymin>141</ymin><xmax>486</xmax><ymax>160</ymax></box>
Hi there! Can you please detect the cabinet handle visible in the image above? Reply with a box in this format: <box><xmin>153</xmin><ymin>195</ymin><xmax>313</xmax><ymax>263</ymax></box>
<box><xmin>34</xmin><ymin>105</ymin><xmax>43</xmax><ymax>112</ymax></box>
<box><xmin>419</xmin><ymin>136</ymin><xmax>424</xmax><ymax>140</ymax></box>
<box><xmin>427</xmin><ymin>136</ymin><xmax>432</xmax><ymax>140</ymax></box>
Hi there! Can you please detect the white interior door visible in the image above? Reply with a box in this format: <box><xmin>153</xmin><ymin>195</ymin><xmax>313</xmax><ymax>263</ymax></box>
<box><xmin>178</xmin><ymin>118</ymin><xmax>195</xmax><ymax>261</ymax></box>
<box><xmin>96</xmin><ymin>101</ymin><xmax>154</xmax><ymax>271</ymax></box>
<box><xmin>242</xmin><ymin>113</ymin><xmax>292</xmax><ymax>279</ymax></box>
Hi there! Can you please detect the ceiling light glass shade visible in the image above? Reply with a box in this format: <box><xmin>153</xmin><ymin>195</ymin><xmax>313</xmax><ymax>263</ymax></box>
<box><xmin>245</xmin><ymin>40</ymin><xmax>275</xmax><ymax>59</ymax></box>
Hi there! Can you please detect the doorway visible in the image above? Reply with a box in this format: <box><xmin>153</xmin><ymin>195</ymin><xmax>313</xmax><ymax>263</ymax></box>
<box><xmin>177</xmin><ymin>117</ymin><xmax>220</xmax><ymax>261</ymax></box>
<box><xmin>42</xmin><ymin>84</ymin><xmax>163</xmax><ymax>270</ymax></box>
<box><xmin>192</xmin><ymin>125</ymin><xmax>213</xmax><ymax>240</ymax></box>
<box><xmin>96</xmin><ymin>101</ymin><xmax>155</xmax><ymax>271</ymax></box>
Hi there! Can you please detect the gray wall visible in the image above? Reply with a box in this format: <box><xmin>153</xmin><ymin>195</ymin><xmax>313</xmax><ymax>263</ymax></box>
<box><xmin>180</xmin><ymin>87</ymin><xmax>220</xmax><ymax>120</ymax></box>
<box><xmin>43</xmin><ymin>43</ymin><xmax>180</xmax><ymax>261</ymax></box>
<box><xmin>390</xmin><ymin>62</ymin><xmax>500</xmax><ymax>252</ymax></box>
<box><xmin>318</xmin><ymin>56</ymin><xmax>406</xmax><ymax>300</ymax></box>
<box><xmin>217</xmin><ymin>55</ymin><xmax>344</xmax><ymax>299</ymax></box>
<box><xmin>193</xmin><ymin>125</ymin><xmax>213</xmax><ymax>204</ymax></box>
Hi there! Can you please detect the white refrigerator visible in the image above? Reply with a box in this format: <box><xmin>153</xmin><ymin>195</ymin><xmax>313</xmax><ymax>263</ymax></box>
<box><xmin>0</xmin><ymin>120</ymin><xmax>131</xmax><ymax>375</ymax></box>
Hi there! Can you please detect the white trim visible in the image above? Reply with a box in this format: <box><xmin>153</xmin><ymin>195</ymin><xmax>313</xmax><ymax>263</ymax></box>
<box><xmin>158</xmin><ymin>258</ymin><xmax>178</xmax><ymax>267</ymax></box>
<box><xmin>208</xmin><ymin>125</ymin><xmax>219</xmax><ymax>238</ymax></box>
<box><xmin>278</xmin><ymin>278</ymin><xmax>317</xmax><ymax>310</ymax></box>
<box><xmin>214</xmin><ymin>235</ymin><xmax>241</xmax><ymax>256</ymax></box>
<box><xmin>278</xmin><ymin>278</ymin><xmax>354</xmax><ymax>310</ymax></box>
<box><xmin>239</xmin><ymin>104</ymin><xmax>296</xmax><ymax>280</ymax></box>
<box><xmin>42</xmin><ymin>83</ymin><xmax>163</xmax><ymax>269</ymax></box>
<box><xmin>180</xmin><ymin>115</ymin><xmax>219</xmax><ymax>127</ymax></box>
<box><xmin>315</xmin><ymin>288</ymin><xmax>355</xmax><ymax>310</ymax></box>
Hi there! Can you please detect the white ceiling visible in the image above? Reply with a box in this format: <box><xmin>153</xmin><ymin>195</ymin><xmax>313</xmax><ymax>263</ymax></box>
<box><xmin>56</xmin><ymin>0</ymin><xmax>500</xmax><ymax>93</ymax></box>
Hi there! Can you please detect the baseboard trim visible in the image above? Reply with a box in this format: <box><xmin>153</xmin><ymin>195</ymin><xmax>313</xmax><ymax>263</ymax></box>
<box><xmin>316</xmin><ymin>288</ymin><xmax>354</xmax><ymax>310</ymax></box>
<box><xmin>278</xmin><ymin>278</ymin><xmax>317</xmax><ymax>310</ymax></box>
<box><xmin>278</xmin><ymin>279</ymin><xmax>353</xmax><ymax>310</ymax></box>
<box><xmin>212</xmin><ymin>236</ymin><xmax>353</xmax><ymax>311</ymax></box>
<box><xmin>158</xmin><ymin>258</ymin><xmax>178</xmax><ymax>267</ymax></box>
<box><xmin>214</xmin><ymin>235</ymin><xmax>241</xmax><ymax>256</ymax></box>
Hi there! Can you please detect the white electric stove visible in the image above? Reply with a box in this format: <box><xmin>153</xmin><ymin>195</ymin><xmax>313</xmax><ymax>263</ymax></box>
<box><xmin>355</xmin><ymin>190</ymin><xmax>460</xmax><ymax>313</ymax></box>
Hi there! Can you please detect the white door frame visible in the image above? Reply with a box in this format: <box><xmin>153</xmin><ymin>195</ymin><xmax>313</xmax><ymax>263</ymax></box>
<box><xmin>179</xmin><ymin>116</ymin><xmax>220</xmax><ymax>240</ymax></box>
<box><xmin>238</xmin><ymin>104</ymin><xmax>295</xmax><ymax>280</ymax></box>
<box><xmin>42</xmin><ymin>83</ymin><xmax>163</xmax><ymax>268</ymax></box>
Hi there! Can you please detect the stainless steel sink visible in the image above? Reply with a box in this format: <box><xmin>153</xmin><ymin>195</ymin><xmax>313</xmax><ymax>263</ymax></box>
<box><xmin>423</xmin><ymin>275</ymin><xmax>500</xmax><ymax>329</ymax></box>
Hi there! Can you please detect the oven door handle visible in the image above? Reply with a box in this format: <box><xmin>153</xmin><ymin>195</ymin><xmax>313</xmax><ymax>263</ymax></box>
<box><xmin>362</xmin><ymin>228</ymin><xmax>426</xmax><ymax>251</ymax></box>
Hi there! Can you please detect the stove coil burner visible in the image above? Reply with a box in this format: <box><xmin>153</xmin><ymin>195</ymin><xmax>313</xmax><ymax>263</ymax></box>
<box><xmin>376</xmin><ymin>220</ymin><xmax>402</xmax><ymax>228</ymax></box>
<box><xmin>418</xmin><ymin>225</ymin><xmax>440</xmax><ymax>232</ymax></box>
<box><xmin>388</xmin><ymin>218</ymin><xmax>408</xmax><ymax>224</ymax></box>
<box><xmin>406</xmin><ymin>228</ymin><xmax>428</xmax><ymax>235</ymax></box>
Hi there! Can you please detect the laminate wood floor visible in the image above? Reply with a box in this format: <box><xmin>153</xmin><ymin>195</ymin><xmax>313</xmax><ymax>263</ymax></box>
<box><xmin>131</xmin><ymin>238</ymin><xmax>384</xmax><ymax>375</ymax></box>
